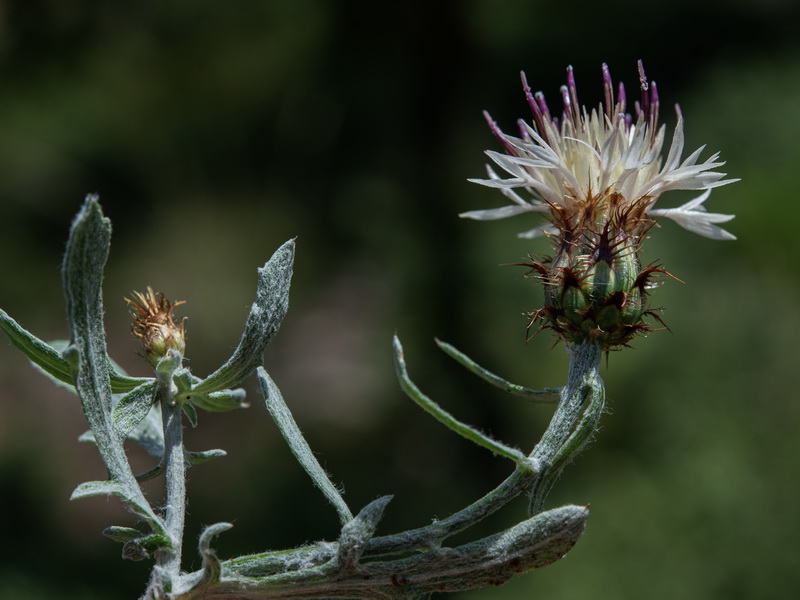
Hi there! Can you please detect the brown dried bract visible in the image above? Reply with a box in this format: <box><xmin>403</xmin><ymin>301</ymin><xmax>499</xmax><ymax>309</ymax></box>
<box><xmin>126</xmin><ymin>287</ymin><xmax>186</xmax><ymax>365</ymax></box>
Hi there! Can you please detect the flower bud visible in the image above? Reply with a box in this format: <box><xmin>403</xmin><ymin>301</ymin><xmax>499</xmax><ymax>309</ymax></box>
<box><xmin>526</xmin><ymin>217</ymin><xmax>669</xmax><ymax>349</ymax></box>
<box><xmin>126</xmin><ymin>287</ymin><xmax>186</xmax><ymax>366</ymax></box>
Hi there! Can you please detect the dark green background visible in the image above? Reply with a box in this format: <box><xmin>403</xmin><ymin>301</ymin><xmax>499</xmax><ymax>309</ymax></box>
<box><xmin>0</xmin><ymin>1</ymin><xmax>798</xmax><ymax>598</ymax></box>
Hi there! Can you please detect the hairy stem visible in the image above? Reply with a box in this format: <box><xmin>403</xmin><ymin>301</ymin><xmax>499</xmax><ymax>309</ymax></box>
<box><xmin>528</xmin><ymin>340</ymin><xmax>604</xmax><ymax>512</ymax></box>
<box><xmin>156</xmin><ymin>375</ymin><xmax>186</xmax><ymax>584</ymax></box>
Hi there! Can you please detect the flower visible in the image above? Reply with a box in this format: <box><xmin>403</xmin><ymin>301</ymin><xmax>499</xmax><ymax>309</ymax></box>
<box><xmin>463</xmin><ymin>62</ymin><xmax>738</xmax><ymax>348</ymax></box>
<box><xmin>126</xmin><ymin>287</ymin><xmax>186</xmax><ymax>366</ymax></box>
<box><xmin>462</xmin><ymin>61</ymin><xmax>737</xmax><ymax>241</ymax></box>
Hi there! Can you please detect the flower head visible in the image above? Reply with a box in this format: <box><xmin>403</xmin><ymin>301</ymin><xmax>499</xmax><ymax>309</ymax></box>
<box><xmin>463</xmin><ymin>62</ymin><xmax>738</xmax><ymax>348</ymax></box>
<box><xmin>462</xmin><ymin>61</ymin><xmax>737</xmax><ymax>241</ymax></box>
<box><xmin>126</xmin><ymin>287</ymin><xmax>186</xmax><ymax>366</ymax></box>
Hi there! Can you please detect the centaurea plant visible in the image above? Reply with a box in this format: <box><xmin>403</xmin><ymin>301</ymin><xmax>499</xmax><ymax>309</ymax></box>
<box><xmin>0</xmin><ymin>62</ymin><xmax>735</xmax><ymax>599</ymax></box>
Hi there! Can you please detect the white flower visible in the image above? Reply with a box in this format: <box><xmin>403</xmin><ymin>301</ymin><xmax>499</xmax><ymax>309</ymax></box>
<box><xmin>462</xmin><ymin>62</ymin><xmax>737</xmax><ymax>241</ymax></box>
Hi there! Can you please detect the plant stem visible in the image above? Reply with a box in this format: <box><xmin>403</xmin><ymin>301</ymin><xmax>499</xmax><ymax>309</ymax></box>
<box><xmin>528</xmin><ymin>340</ymin><xmax>604</xmax><ymax>512</ymax></box>
<box><xmin>157</xmin><ymin>380</ymin><xmax>186</xmax><ymax>584</ymax></box>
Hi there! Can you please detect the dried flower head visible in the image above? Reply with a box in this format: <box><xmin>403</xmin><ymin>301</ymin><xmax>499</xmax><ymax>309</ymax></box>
<box><xmin>463</xmin><ymin>62</ymin><xmax>738</xmax><ymax>348</ymax></box>
<box><xmin>126</xmin><ymin>287</ymin><xmax>186</xmax><ymax>366</ymax></box>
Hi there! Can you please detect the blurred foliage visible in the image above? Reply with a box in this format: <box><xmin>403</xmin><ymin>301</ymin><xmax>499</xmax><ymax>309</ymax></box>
<box><xmin>1</xmin><ymin>0</ymin><xmax>799</xmax><ymax>599</ymax></box>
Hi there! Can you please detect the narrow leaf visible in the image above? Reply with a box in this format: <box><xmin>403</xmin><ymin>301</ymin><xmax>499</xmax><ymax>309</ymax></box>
<box><xmin>258</xmin><ymin>366</ymin><xmax>353</xmax><ymax>525</ymax></box>
<box><xmin>393</xmin><ymin>336</ymin><xmax>538</xmax><ymax>472</ymax></box>
<box><xmin>189</xmin><ymin>388</ymin><xmax>248</xmax><ymax>412</ymax></box>
<box><xmin>61</xmin><ymin>196</ymin><xmax>117</xmax><ymax>466</ymax></box>
<box><xmin>183</xmin><ymin>401</ymin><xmax>199</xmax><ymax>427</ymax></box>
<box><xmin>192</xmin><ymin>240</ymin><xmax>295</xmax><ymax>395</ymax></box>
<box><xmin>198</xmin><ymin>522</ymin><xmax>234</xmax><ymax>586</ymax></box>
<box><xmin>70</xmin><ymin>480</ymin><xmax>155</xmax><ymax>524</ymax></box>
<box><xmin>187</xmin><ymin>449</ymin><xmax>227</xmax><ymax>465</ymax></box>
<box><xmin>0</xmin><ymin>311</ymin><xmax>148</xmax><ymax>393</ymax></box>
<box><xmin>0</xmin><ymin>310</ymin><xmax>73</xmax><ymax>386</ymax></box>
<box><xmin>103</xmin><ymin>526</ymin><xmax>146</xmax><ymax>543</ymax></box>
<box><xmin>435</xmin><ymin>339</ymin><xmax>560</xmax><ymax>402</ymax></box>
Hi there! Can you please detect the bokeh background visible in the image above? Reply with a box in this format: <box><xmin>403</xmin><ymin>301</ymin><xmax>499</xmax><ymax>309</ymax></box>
<box><xmin>0</xmin><ymin>1</ymin><xmax>798</xmax><ymax>598</ymax></box>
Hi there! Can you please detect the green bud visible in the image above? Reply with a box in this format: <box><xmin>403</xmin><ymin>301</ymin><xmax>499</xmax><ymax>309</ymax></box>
<box><xmin>528</xmin><ymin>228</ymin><xmax>665</xmax><ymax>349</ymax></box>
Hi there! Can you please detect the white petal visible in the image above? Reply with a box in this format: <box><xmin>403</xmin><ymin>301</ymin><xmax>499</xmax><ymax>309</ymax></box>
<box><xmin>468</xmin><ymin>176</ymin><xmax>529</xmax><ymax>189</ymax></box>
<box><xmin>662</xmin><ymin>115</ymin><xmax>685</xmax><ymax>173</ymax></box>
<box><xmin>459</xmin><ymin>204</ymin><xmax>543</xmax><ymax>221</ymax></box>
<box><xmin>649</xmin><ymin>191</ymin><xmax>736</xmax><ymax>240</ymax></box>
<box><xmin>517</xmin><ymin>224</ymin><xmax>556</xmax><ymax>239</ymax></box>
<box><xmin>485</xmin><ymin>165</ymin><xmax>536</xmax><ymax>207</ymax></box>
<box><xmin>668</xmin><ymin>214</ymin><xmax>737</xmax><ymax>240</ymax></box>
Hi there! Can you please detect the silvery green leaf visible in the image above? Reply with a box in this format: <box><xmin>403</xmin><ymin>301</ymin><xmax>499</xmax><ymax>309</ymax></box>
<box><xmin>156</xmin><ymin>348</ymin><xmax>183</xmax><ymax>376</ymax></box>
<box><xmin>258</xmin><ymin>366</ymin><xmax>353</xmax><ymax>525</ymax></box>
<box><xmin>70</xmin><ymin>480</ymin><xmax>127</xmax><ymax>501</ymax></box>
<box><xmin>103</xmin><ymin>526</ymin><xmax>146</xmax><ymax>543</ymax></box>
<box><xmin>393</xmin><ymin>336</ymin><xmax>537</xmax><ymax>472</ymax></box>
<box><xmin>62</xmin><ymin>196</ymin><xmax>164</xmax><ymax>532</ymax></box>
<box><xmin>128</xmin><ymin>400</ymin><xmax>165</xmax><ymax>458</ymax></box>
<box><xmin>173</xmin><ymin>368</ymin><xmax>194</xmax><ymax>393</ymax></box>
<box><xmin>337</xmin><ymin>496</ymin><xmax>392</xmax><ymax>572</ymax></box>
<box><xmin>70</xmin><ymin>481</ymin><xmax>158</xmax><ymax>525</ymax></box>
<box><xmin>192</xmin><ymin>240</ymin><xmax>294</xmax><ymax>395</ymax></box>
<box><xmin>134</xmin><ymin>463</ymin><xmax>165</xmax><ymax>483</ymax></box>
<box><xmin>0</xmin><ymin>313</ymin><xmax>74</xmax><ymax>386</ymax></box>
<box><xmin>435</xmin><ymin>338</ymin><xmax>560</xmax><ymax>402</ymax></box>
<box><xmin>182</xmin><ymin>401</ymin><xmax>199</xmax><ymax>428</ymax></box>
<box><xmin>0</xmin><ymin>311</ymin><xmax>149</xmax><ymax>393</ymax></box>
<box><xmin>83</xmin><ymin>390</ymin><xmax>164</xmax><ymax>457</ymax></box>
<box><xmin>112</xmin><ymin>381</ymin><xmax>158</xmax><ymax>440</ymax></box>
<box><xmin>62</xmin><ymin>196</ymin><xmax>117</xmax><ymax>467</ymax></box>
<box><xmin>70</xmin><ymin>477</ymin><xmax>164</xmax><ymax>537</ymax></box>
<box><xmin>197</xmin><ymin>522</ymin><xmax>234</xmax><ymax>585</ymax></box>
<box><xmin>187</xmin><ymin>449</ymin><xmax>227</xmax><ymax>465</ymax></box>
<box><xmin>189</xmin><ymin>388</ymin><xmax>248</xmax><ymax>412</ymax></box>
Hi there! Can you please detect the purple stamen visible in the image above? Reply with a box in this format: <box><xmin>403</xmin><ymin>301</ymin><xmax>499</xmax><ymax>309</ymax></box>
<box><xmin>521</xmin><ymin>72</ymin><xmax>539</xmax><ymax>116</ymax></box>
<box><xmin>521</xmin><ymin>71</ymin><xmax>548</xmax><ymax>135</ymax></box>
<box><xmin>566</xmin><ymin>66</ymin><xmax>580</xmax><ymax>123</ymax></box>
<box><xmin>618</xmin><ymin>82</ymin><xmax>627</xmax><ymax>114</ymax></box>
<box><xmin>483</xmin><ymin>110</ymin><xmax>517</xmax><ymax>155</ymax></box>
<box><xmin>560</xmin><ymin>83</ymin><xmax>572</xmax><ymax>124</ymax></box>
<box><xmin>649</xmin><ymin>80</ymin><xmax>660</xmax><ymax>128</ymax></box>
<box><xmin>602</xmin><ymin>63</ymin><xmax>614</xmax><ymax>119</ymax></box>
<box><xmin>637</xmin><ymin>60</ymin><xmax>648</xmax><ymax>89</ymax></box>
<box><xmin>517</xmin><ymin>118</ymin><xmax>529</xmax><ymax>140</ymax></box>
<box><xmin>638</xmin><ymin>60</ymin><xmax>650</xmax><ymax>121</ymax></box>
<box><xmin>535</xmin><ymin>91</ymin><xmax>552</xmax><ymax>121</ymax></box>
